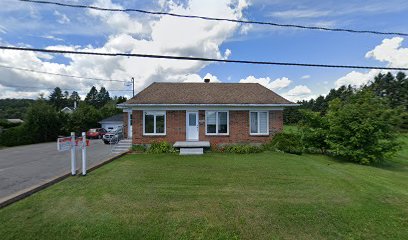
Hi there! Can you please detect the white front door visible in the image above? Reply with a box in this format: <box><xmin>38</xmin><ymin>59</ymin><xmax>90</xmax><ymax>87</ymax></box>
<box><xmin>186</xmin><ymin>111</ymin><xmax>199</xmax><ymax>141</ymax></box>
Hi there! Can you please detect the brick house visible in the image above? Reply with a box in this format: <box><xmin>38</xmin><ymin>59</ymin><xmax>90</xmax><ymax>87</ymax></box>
<box><xmin>117</xmin><ymin>81</ymin><xmax>296</xmax><ymax>147</ymax></box>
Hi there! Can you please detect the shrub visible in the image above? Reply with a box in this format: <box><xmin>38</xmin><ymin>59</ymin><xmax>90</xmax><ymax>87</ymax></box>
<box><xmin>131</xmin><ymin>144</ymin><xmax>146</xmax><ymax>152</ymax></box>
<box><xmin>146</xmin><ymin>141</ymin><xmax>176</xmax><ymax>154</ymax></box>
<box><xmin>268</xmin><ymin>132</ymin><xmax>303</xmax><ymax>155</ymax></box>
<box><xmin>326</xmin><ymin>90</ymin><xmax>401</xmax><ymax>164</ymax></box>
<box><xmin>0</xmin><ymin>125</ymin><xmax>34</xmax><ymax>147</ymax></box>
<box><xmin>222</xmin><ymin>144</ymin><xmax>263</xmax><ymax>154</ymax></box>
<box><xmin>299</xmin><ymin>110</ymin><xmax>330</xmax><ymax>154</ymax></box>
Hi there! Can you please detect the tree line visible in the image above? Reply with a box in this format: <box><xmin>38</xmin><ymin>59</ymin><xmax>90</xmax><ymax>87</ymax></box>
<box><xmin>48</xmin><ymin>86</ymin><xmax>127</xmax><ymax>110</ymax></box>
<box><xmin>284</xmin><ymin>72</ymin><xmax>408</xmax><ymax>130</ymax></box>
<box><xmin>0</xmin><ymin>86</ymin><xmax>127</xmax><ymax>147</ymax></box>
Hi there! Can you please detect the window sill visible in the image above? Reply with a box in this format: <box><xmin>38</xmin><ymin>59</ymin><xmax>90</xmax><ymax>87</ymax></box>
<box><xmin>143</xmin><ymin>134</ymin><xmax>166</xmax><ymax>137</ymax></box>
<box><xmin>205</xmin><ymin>134</ymin><xmax>229</xmax><ymax>136</ymax></box>
<box><xmin>250</xmin><ymin>133</ymin><xmax>270</xmax><ymax>136</ymax></box>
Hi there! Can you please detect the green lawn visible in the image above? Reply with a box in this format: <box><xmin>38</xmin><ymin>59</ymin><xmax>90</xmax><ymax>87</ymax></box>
<box><xmin>1</xmin><ymin>138</ymin><xmax>408</xmax><ymax>239</ymax></box>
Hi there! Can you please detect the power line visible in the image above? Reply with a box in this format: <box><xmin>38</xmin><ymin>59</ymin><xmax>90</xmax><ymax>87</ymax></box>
<box><xmin>19</xmin><ymin>0</ymin><xmax>408</xmax><ymax>37</ymax></box>
<box><xmin>0</xmin><ymin>64</ymin><xmax>127</xmax><ymax>83</ymax></box>
<box><xmin>2</xmin><ymin>84</ymin><xmax>132</xmax><ymax>92</ymax></box>
<box><xmin>1</xmin><ymin>45</ymin><xmax>408</xmax><ymax>71</ymax></box>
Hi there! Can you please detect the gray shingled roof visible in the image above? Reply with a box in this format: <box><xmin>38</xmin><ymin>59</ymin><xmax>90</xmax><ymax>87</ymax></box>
<box><xmin>99</xmin><ymin>114</ymin><xmax>123</xmax><ymax>123</ymax></box>
<box><xmin>124</xmin><ymin>82</ymin><xmax>293</xmax><ymax>105</ymax></box>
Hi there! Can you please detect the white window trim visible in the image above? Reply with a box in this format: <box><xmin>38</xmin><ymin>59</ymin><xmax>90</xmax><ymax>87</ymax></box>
<box><xmin>205</xmin><ymin>111</ymin><xmax>229</xmax><ymax>136</ymax></box>
<box><xmin>143</xmin><ymin>111</ymin><xmax>166</xmax><ymax>136</ymax></box>
<box><xmin>249</xmin><ymin>111</ymin><xmax>269</xmax><ymax>136</ymax></box>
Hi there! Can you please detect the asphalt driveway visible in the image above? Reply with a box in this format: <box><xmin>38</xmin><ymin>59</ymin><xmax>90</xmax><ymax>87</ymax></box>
<box><xmin>0</xmin><ymin>140</ymin><xmax>114</xmax><ymax>200</ymax></box>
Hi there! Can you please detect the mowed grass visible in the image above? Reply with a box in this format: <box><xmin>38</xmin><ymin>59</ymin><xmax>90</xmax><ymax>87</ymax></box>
<box><xmin>1</xmin><ymin>137</ymin><xmax>408</xmax><ymax>239</ymax></box>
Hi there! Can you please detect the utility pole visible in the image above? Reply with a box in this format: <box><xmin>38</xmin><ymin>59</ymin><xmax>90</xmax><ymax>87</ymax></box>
<box><xmin>131</xmin><ymin>77</ymin><xmax>135</xmax><ymax>97</ymax></box>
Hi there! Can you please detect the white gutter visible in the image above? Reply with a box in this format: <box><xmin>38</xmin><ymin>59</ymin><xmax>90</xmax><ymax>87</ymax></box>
<box><xmin>117</xmin><ymin>103</ymin><xmax>300</xmax><ymax>108</ymax></box>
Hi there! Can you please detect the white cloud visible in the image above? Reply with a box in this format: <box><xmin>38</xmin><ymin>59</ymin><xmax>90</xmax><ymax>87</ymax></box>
<box><xmin>42</xmin><ymin>35</ymin><xmax>64</xmax><ymax>42</ymax></box>
<box><xmin>301</xmin><ymin>75</ymin><xmax>311</xmax><ymax>79</ymax></box>
<box><xmin>224</xmin><ymin>49</ymin><xmax>232</xmax><ymax>59</ymax></box>
<box><xmin>335</xmin><ymin>37</ymin><xmax>408</xmax><ymax>88</ymax></box>
<box><xmin>0</xmin><ymin>25</ymin><xmax>7</xmax><ymax>34</ymax></box>
<box><xmin>285</xmin><ymin>85</ymin><xmax>312</xmax><ymax>96</ymax></box>
<box><xmin>88</xmin><ymin>0</ymin><xmax>144</xmax><ymax>35</ymax></box>
<box><xmin>53</xmin><ymin>10</ymin><xmax>70</xmax><ymax>24</ymax></box>
<box><xmin>270</xmin><ymin>9</ymin><xmax>331</xmax><ymax>19</ymax></box>
<box><xmin>335</xmin><ymin>70</ymin><xmax>381</xmax><ymax>88</ymax></box>
<box><xmin>365</xmin><ymin>37</ymin><xmax>408</xmax><ymax>68</ymax></box>
<box><xmin>182</xmin><ymin>73</ymin><xmax>222</xmax><ymax>83</ymax></box>
<box><xmin>239</xmin><ymin>75</ymin><xmax>292</xmax><ymax>90</ymax></box>
<box><xmin>282</xmin><ymin>85</ymin><xmax>315</xmax><ymax>101</ymax></box>
<box><xmin>0</xmin><ymin>0</ymin><xmax>249</xmax><ymax>98</ymax></box>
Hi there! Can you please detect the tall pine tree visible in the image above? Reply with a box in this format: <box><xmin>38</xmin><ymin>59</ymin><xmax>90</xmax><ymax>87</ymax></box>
<box><xmin>49</xmin><ymin>87</ymin><xmax>64</xmax><ymax>110</ymax></box>
<box><xmin>96</xmin><ymin>87</ymin><xmax>111</xmax><ymax>108</ymax></box>
<box><xmin>85</xmin><ymin>86</ymin><xmax>99</xmax><ymax>107</ymax></box>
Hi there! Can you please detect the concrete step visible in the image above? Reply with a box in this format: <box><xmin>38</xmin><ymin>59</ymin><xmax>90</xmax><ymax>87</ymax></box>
<box><xmin>180</xmin><ymin>148</ymin><xmax>203</xmax><ymax>155</ymax></box>
<box><xmin>174</xmin><ymin>141</ymin><xmax>210</xmax><ymax>148</ymax></box>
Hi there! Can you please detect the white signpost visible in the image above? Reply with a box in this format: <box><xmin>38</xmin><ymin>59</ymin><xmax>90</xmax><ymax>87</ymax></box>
<box><xmin>76</xmin><ymin>132</ymin><xmax>89</xmax><ymax>176</ymax></box>
<box><xmin>57</xmin><ymin>132</ymin><xmax>89</xmax><ymax>176</ymax></box>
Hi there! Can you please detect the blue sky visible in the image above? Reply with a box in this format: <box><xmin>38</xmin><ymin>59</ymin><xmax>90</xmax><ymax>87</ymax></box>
<box><xmin>0</xmin><ymin>0</ymin><xmax>407</xmax><ymax>100</ymax></box>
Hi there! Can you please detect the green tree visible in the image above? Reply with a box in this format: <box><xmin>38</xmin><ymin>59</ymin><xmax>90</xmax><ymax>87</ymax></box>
<box><xmin>299</xmin><ymin>110</ymin><xmax>330</xmax><ymax>154</ymax></box>
<box><xmin>85</xmin><ymin>86</ymin><xmax>99</xmax><ymax>107</ymax></box>
<box><xmin>24</xmin><ymin>100</ymin><xmax>65</xmax><ymax>143</ymax></box>
<box><xmin>115</xmin><ymin>96</ymin><xmax>127</xmax><ymax>104</ymax></box>
<box><xmin>69</xmin><ymin>91</ymin><xmax>81</xmax><ymax>103</ymax></box>
<box><xmin>96</xmin><ymin>87</ymin><xmax>111</xmax><ymax>108</ymax></box>
<box><xmin>49</xmin><ymin>87</ymin><xmax>65</xmax><ymax>110</ymax></box>
<box><xmin>326</xmin><ymin>90</ymin><xmax>402</xmax><ymax>164</ymax></box>
<box><xmin>100</xmin><ymin>102</ymin><xmax>122</xmax><ymax>119</ymax></box>
<box><xmin>68</xmin><ymin>103</ymin><xmax>102</xmax><ymax>133</ymax></box>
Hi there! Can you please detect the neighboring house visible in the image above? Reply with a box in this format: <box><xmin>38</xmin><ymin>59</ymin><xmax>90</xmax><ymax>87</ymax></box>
<box><xmin>118</xmin><ymin>81</ymin><xmax>297</xmax><ymax>146</ymax></box>
<box><xmin>61</xmin><ymin>107</ymin><xmax>74</xmax><ymax>114</ymax></box>
<box><xmin>61</xmin><ymin>102</ymin><xmax>78</xmax><ymax>114</ymax></box>
<box><xmin>6</xmin><ymin>119</ymin><xmax>24</xmax><ymax>124</ymax></box>
<box><xmin>98</xmin><ymin>114</ymin><xmax>124</xmax><ymax>131</ymax></box>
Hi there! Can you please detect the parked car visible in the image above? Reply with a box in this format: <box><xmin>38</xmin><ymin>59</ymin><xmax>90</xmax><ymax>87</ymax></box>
<box><xmin>102</xmin><ymin>128</ymin><xmax>123</xmax><ymax>144</ymax></box>
<box><xmin>86</xmin><ymin>128</ymin><xmax>107</xmax><ymax>139</ymax></box>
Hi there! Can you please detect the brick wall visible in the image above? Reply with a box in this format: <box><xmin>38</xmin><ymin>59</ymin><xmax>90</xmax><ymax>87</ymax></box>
<box><xmin>198</xmin><ymin>110</ymin><xmax>282</xmax><ymax>145</ymax></box>
<box><xmin>132</xmin><ymin>110</ymin><xmax>186</xmax><ymax>144</ymax></box>
<box><xmin>132</xmin><ymin>110</ymin><xmax>283</xmax><ymax>145</ymax></box>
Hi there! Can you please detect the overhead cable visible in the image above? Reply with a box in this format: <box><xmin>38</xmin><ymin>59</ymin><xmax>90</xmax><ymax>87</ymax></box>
<box><xmin>19</xmin><ymin>0</ymin><xmax>408</xmax><ymax>37</ymax></box>
<box><xmin>1</xmin><ymin>45</ymin><xmax>408</xmax><ymax>71</ymax></box>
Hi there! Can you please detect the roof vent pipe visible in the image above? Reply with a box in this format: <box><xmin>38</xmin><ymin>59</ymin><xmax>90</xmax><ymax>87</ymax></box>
<box><xmin>204</xmin><ymin>78</ymin><xmax>210</xmax><ymax>83</ymax></box>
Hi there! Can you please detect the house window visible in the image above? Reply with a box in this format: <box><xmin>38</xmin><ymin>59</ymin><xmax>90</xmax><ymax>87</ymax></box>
<box><xmin>206</xmin><ymin>111</ymin><xmax>229</xmax><ymax>135</ymax></box>
<box><xmin>144</xmin><ymin>111</ymin><xmax>166</xmax><ymax>135</ymax></box>
<box><xmin>250</xmin><ymin>111</ymin><xmax>269</xmax><ymax>135</ymax></box>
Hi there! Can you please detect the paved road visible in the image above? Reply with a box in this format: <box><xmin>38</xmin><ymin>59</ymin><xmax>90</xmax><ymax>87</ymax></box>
<box><xmin>0</xmin><ymin>140</ymin><xmax>114</xmax><ymax>200</ymax></box>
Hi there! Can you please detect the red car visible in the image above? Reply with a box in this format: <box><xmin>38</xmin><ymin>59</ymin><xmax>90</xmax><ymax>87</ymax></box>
<box><xmin>86</xmin><ymin>128</ymin><xmax>107</xmax><ymax>139</ymax></box>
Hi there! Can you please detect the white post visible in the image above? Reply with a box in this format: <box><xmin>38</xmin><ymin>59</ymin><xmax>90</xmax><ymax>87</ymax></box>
<box><xmin>71</xmin><ymin>132</ymin><xmax>76</xmax><ymax>176</ymax></box>
<box><xmin>82</xmin><ymin>132</ymin><xmax>87</xmax><ymax>176</ymax></box>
